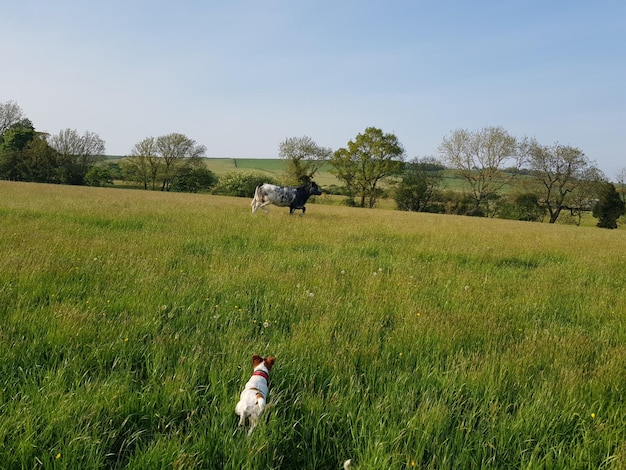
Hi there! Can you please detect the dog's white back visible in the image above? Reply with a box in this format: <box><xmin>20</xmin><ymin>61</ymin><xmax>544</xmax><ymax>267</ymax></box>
<box><xmin>235</xmin><ymin>355</ymin><xmax>275</xmax><ymax>435</ymax></box>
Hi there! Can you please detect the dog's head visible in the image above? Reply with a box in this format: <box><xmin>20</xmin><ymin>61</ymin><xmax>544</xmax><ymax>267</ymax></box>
<box><xmin>252</xmin><ymin>354</ymin><xmax>276</xmax><ymax>371</ymax></box>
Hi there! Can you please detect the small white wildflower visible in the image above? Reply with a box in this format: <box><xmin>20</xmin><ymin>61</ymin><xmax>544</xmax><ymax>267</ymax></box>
<box><xmin>263</xmin><ymin>321</ymin><xmax>269</xmax><ymax>328</ymax></box>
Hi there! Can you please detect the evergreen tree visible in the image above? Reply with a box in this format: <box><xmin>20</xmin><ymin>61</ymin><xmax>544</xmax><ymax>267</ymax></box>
<box><xmin>593</xmin><ymin>182</ymin><xmax>625</xmax><ymax>229</ymax></box>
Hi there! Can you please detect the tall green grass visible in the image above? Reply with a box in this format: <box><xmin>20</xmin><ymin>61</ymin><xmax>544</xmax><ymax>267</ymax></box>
<box><xmin>1</xmin><ymin>181</ymin><xmax>625</xmax><ymax>469</ymax></box>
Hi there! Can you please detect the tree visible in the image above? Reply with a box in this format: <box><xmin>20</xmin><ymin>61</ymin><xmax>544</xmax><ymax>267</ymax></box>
<box><xmin>616</xmin><ymin>167</ymin><xmax>626</xmax><ymax>205</ymax></box>
<box><xmin>330</xmin><ymin>127</ymin><xmax>405</xmax><ymax>208</ymax></box>
<box><xmin>122</xmin><ymin>134</ymin><xmax>206</xmax><ymax>191</ymax></box>
<box><xmin>0</xmin><ymin>119</ymin><xmax>63</xmax><ymax>183</ymax></box>
<box><xmin>22</xmin><ymin>135</ymin><xmax>60</xmax><ymax>183</ymax></box>
<box><xmin>122</xmin><ymin>137</ymin><xmax>161</xmax><ymax>189</ymax></box>
<box><xmin>593</xmin><ymin>182</ymin><xmax>625</xmax><ymax>229</ymax></box>
<box><xmin>438</xmin><ymin>126</ymin><xmax>526</xmax><ymax>216</ymax></box>
<box><xmin>155</xmin><ymin>133</ymin><xmax>206</xmax><ymax>191</ymax></box>
<box><xmin>527</xmin><ymin>142</ymin><xmax>601</xmax><ymax>223</ymax></box>
<box><xmin>395</xmin><ymin>157</ymin><xmax>444</xmax><ymax>212</ymax></box>
<box><xmin>279</xmin><ymin>136</ymin><xmax>332</xmax><ymax>185</ymax></box>
<box><xmin>48</xmin><ymin>129</ymin><xmax>105</xmax><ymax>185</ymax></box>
<box><xmin>0</xmin><ymin>120</ymin><xmax>37</xmax><ymax>181</ymax></box>
<box><xmin>0</xmin><ymin>100</ymin><xmax>25</xmax><ymax>136</ymax></box>
<box><xmin>0</xmin><ymin>119</ymin><xmax>35</xmax><ymax>150</ymax></box>
<box><xmin>566</xmin><ymin>170</ymin><xmax>605</xmax><ymax>226</ymax></box>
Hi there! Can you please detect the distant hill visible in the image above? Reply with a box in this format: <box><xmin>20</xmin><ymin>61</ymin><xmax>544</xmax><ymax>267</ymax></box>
<box><xmin>201</xmin><ymin>158</ymin><xmax>341</xmax><ymax>186</ymax></box>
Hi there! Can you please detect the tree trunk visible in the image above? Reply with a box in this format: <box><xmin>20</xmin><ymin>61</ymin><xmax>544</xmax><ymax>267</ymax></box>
<box><xmin>549</xmin><ymin>208</ymin><xmax>562</xmax><ymax>223</ymax></box>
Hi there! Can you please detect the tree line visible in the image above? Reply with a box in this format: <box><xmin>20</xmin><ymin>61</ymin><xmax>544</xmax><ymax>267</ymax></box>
<box><xmin>279</xmin><ymin>127</ymin><xmax>624</xmax><ymax>229</ymax></box>
<box><xmin>1</xmin><ymin>100</ymin><xmax>624</xmax><ymax>228</ymax></box>
<box><xmin>0</xmin><ymin>100</ymin><xmax>214</xmax><ymax>192</ymax></box>
<box><xmin>0</xmin><ymin>101</ymin><xmax>105</xmax><ymax>186</ymax></box>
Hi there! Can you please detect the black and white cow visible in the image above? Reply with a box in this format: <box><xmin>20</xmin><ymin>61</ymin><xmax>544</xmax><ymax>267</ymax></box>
<box><xmin>251</xmin><ymin>182</ymin><xmax>322</xmax><ymax>215</ymax></box>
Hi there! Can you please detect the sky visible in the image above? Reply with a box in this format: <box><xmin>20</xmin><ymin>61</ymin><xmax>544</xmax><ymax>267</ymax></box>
<box><xmin>2</xmin><ymin>1</ymin><xmax>625</xmax><ymax>177</ymax></box>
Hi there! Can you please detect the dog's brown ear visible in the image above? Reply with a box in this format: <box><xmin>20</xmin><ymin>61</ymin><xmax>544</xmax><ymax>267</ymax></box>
<box><xmin>252</xmin><ymin>354</ymin><xmax>263</xmax><ymax>367</ymax></box>
<box><xmin>264</xmin><ymin>356</ymin><xmax>276</xmax><ymax>370</ymax></box>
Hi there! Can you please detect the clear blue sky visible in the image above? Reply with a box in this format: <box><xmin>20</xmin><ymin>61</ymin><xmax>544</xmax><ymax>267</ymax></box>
<box><xmin>2</xmin><ymin>1</ymin><xmax>625</xmax><ymax>177</ymax></box>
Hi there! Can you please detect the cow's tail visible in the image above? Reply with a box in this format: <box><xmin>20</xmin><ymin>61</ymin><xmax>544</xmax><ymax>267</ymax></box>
<box><xmin>251</xmin><ymin>185</ymin><xmax>263</xmax><ymax>213</ymax></box>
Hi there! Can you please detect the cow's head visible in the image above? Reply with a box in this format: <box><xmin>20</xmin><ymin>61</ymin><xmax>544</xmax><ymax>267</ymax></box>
<box><xmin>309</xmin><ymin>182</ymin><xmax>322</xmax><ymax>196</ymax></box>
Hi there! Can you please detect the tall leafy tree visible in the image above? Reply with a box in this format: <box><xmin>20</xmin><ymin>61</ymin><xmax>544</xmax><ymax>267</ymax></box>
<box><xmin>438</xmin><ymin>126</ymin><xmax>526</xmax><ymax>216</ymax></box>
<box><xmin>279</xmin><ymin>136</ymin><xmax>332</xmax><ymax>185</ymax></box>
<box><xmin>48</xmin><ymin>129</ymin><xmax>105</xmax><ymax>185</ymax></box>
<box><xmin>22</xmin><ymin>135</ymin><xmax>60</xmax><ymax>183</ymax></box>
<box><xmin>0</xmin><ymin>119</ymin><xmax>62</xmax><ymax>183</ymax></box>
<box><xmin>528</xmin><ymin>142</ymin><xmax>600</xmax><ymax>223</ymax></box>
<box><xmin>155</xmin><ymin>133</ymin><xmax>206</xmax><ymax>191</ymax></box>
<box><xmin>123</xmin><ymin>137</ymin><xmax>161</xmax><ymax>189</ymax></box>
<box><xmin>395</xmin><ymin>157</ymin><xmax>444</xmax><ymax>212</ymax></box>
<box><xmin>0</xmin><ymin>120</ymin><xmax>36</xmax><ymax>180</ymax></box>
<box><xmin>330</xmin><ymin>127</ymin><xmax>405</xmax><ymax>208</ymax></box>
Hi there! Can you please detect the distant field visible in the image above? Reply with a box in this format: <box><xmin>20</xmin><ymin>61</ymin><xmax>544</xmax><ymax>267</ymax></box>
<box><xmin>1</xmin><ymin>181</ymin><xmax>625</xmax><ymax>469</ymax></box>
<box><xmin>105</xmin><ymin>156</ymin><xmax>347</xmax><ymax>187</ymax></box>
<box><xmin>202</xmin><ymin>158</ymin><xmax>341</xmax><ymax>187</ymax></box>
<box><xmin>206</xmin><ymin>158</ymin><xmax>286</xmax><ymax>175</ymax></box>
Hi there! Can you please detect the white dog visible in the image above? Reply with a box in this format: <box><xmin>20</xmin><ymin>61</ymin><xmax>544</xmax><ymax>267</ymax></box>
<box><xmin>235</xmin><ymin>354</ymin><xmax>276</xmax><ymax>435</ymax></box>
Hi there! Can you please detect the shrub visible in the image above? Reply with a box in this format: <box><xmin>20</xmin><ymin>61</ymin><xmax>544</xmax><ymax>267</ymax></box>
<box><xmin>170</xmin><ymin>167</ymin><xmax>218</xmax><ymax>193</ymax></box>
<box><xmin>427</xmin><ymin>189</ymin><xmax>473</xmax><ymax>215</ymax></box>
<box><xmin>84</xmin><ymin>166</ymin><xmax>113</xmax><ymax>187</ymax></box>
<box><xmin>212</xmin><ymin>171</ymin><xmax>276</xmax><ymax>198</ymax></box>
<box><xmin>395</xmin><ymin>158</ymin><xmax>444</xmax><ymax>212</ymax></box>
<box><xmin>497</xmin><ymin>193</ymin><xmax>545</xmax><ymax>222</ymax></box>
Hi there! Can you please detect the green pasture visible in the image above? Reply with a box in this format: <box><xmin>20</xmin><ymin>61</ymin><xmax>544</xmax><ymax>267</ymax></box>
<box><xmin>1</xmin><ymin>181</ymin><xmax>625</xmax><ymax>469</ymax></box>
<box><xmin>203</xmin><ymin>158</ymin><xmax>341</xmax><ymax>187</ymax></box>
<box><xmin>205</xmin><ymin>158</ymin><xmax>286</xmax><ymax>177</ymax></box>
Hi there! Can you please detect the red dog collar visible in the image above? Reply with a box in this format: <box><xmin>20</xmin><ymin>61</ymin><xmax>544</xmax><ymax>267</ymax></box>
<box><xmin>252</xmin><ymin>370</ymin><xmax>269</xmax><ymax>381</ymax></box>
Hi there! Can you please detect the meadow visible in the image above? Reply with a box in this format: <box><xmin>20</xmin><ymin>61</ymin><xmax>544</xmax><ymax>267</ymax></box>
<box><xmin>202</xmin><ymin>158</ymin><xmax>341</xmax><ymax>188</ymax></box>
<box><xmin>1</xmin><ymin>181</ymin><xmax>625</xmax><ymax>469</ymax></box>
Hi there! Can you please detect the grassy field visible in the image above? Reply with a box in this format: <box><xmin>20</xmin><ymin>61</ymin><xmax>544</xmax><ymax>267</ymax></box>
<box><xmin>202</xmin><ymin>158</ymin><xmax>341</xmax><ymax>187</ymax></box>
<box><xmin>1</xmin><ymin>181</ymin><xmax>626</xmax><ymax>469</ymax></box>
